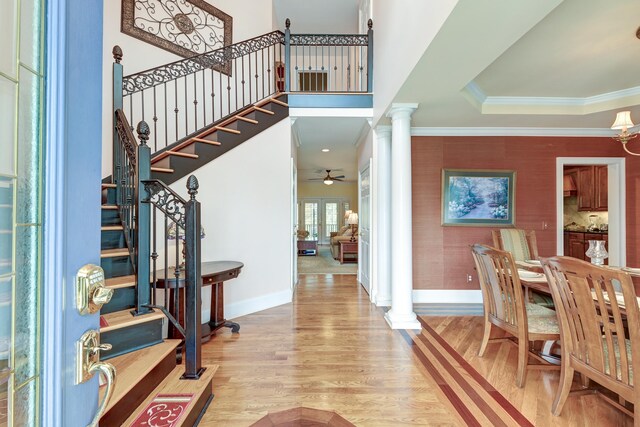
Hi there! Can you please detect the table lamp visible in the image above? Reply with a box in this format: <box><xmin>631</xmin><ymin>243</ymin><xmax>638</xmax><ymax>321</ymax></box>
<box><xmin>347</xmin><ymin>212</ymin><xmax>358</xmax><ymax>243</ymax></box>
<box><xmin>167</xmin><ymin>222</ymin><xmax>206</xmax><ymax>267</ymax></box>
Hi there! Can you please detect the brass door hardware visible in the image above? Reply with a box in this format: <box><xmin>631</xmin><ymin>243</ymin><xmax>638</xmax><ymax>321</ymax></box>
<box><xmin>76</xmin><ymin>264</ymin><xmax>113</xmax><ymax>315</ymax></box>
<box><xmin>76</xmin><ymin>330</ymin><xmax>116</xmax><ymax>427</ymax></box>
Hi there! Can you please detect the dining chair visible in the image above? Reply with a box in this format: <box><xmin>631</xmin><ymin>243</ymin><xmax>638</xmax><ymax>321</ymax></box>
<box><xmin>471</xmin><ymin>244</ymin><xmax>560</xmax><ymax>388</ymax></box>
<box><xmin>492</xmin><ymin>229</ymin><xmax>554</xmax><ymax>309</ymax></box>
<box><xmin>541</xmin><ymin>256</ymin><xmax>640</xmax><ymax>421</ymax></box>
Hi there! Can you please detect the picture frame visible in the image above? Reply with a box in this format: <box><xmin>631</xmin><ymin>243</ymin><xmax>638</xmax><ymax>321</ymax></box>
<box><xmin>441</xmin><ymin>169</ymin><xmax>516</xmax><ymax>227</ymax></box>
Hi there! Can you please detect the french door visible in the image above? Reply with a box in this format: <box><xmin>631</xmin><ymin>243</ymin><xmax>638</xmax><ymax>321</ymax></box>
<box><xmin>299</xmin><ymin>199</ymin><xmax>345</xmax><ymax>245</ymax></box>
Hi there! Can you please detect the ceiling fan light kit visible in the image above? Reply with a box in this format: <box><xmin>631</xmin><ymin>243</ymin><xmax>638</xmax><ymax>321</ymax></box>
<box><xmin>309</xmin><ymin>169</ymin><xmax>346</xmax><ymax>185</ymax></box>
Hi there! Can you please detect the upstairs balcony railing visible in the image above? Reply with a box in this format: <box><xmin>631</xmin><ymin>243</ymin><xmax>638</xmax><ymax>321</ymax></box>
<box><xmin>112</xmin><ymin>19</ymin><xmax>373</xmax><ymax>162</ymax></box>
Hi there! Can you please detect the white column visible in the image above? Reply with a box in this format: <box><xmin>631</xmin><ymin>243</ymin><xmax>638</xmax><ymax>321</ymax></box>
<box><xmin>375</xmin><ymin>126</ymin><xmax>392</xmax><ymax>306</ymax></box>
<box><xmin>384</xmin><ymin>103</ymin><xmax>421</xmax><ymax>330</ymax></box>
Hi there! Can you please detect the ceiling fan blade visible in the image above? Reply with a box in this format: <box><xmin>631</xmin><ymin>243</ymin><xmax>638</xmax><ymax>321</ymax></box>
<box><xmin>334</xmin><ymin>178</ymin><xmax>345</xmax><ymax>181</ymax></box>
<box><xmin>333</xmin><ymin>175</ymin><xmax>345</xmax><ymax>179</ymax></box>
<box><xmin>308</xmin><ymin>178</ymin><xmax>324</xmax><ymax>180</ymax></box>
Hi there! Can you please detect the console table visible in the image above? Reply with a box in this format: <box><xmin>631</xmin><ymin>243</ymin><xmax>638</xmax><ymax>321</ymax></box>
<box><xmin>154</xmin><ymin>260</ymin><xmax>244</xmax><ymax>341</ymax></box>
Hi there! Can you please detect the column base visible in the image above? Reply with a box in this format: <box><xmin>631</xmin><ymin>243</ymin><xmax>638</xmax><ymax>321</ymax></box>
<box><xmin>375</xmin><ymin>297</ymin><xmax>391</xmax><ymax>307</ymax></box>
<box><xmin>384</xmin><ymin>310</ymin><xmax>421</xmax><ymax>330</ymax></box>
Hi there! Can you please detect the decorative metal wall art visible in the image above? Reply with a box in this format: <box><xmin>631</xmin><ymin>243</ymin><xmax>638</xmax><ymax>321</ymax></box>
<box><xmin>121</xmin><ymin>0</ymin><xmax>233</xmax><ymax>74</ymax></box>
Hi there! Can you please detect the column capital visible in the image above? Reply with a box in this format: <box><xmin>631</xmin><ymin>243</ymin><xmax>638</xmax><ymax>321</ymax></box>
<box><xmin>385</xmin><ymin>103</ymin><xmax>418</xmax><ymax>120</ymax></box>
<box><xmin>375</xmin><ymin>125</ymin><xmax>391</xmax><ymax>138</ymax></box>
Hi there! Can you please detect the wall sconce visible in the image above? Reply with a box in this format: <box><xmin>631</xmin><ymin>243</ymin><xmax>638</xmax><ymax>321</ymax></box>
<box><xmin>347</xmin><ymin>212</ymin><xmax>358</xmax><ymax>243</ymax></box>
<box><xmin>611</xmin><ymin>111</ymin><xmax>639</xmax><ymax>156</ymax></box>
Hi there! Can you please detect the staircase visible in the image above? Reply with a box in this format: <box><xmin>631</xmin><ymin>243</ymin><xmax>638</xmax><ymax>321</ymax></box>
<box><xmin>97</xmin><ymin>183</ymin><xmax>215</xmax><ymax>426</ymax></box>
<box><xmin>96</xmin><ymin>20</ymin><xmax>373</xmax><ymax>426</ymax></box>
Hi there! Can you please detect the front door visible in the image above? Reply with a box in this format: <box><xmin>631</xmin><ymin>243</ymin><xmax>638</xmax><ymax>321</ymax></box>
<box><xmin>40</xmin><ymin>1</ymin><xmax>105</xmax><ymax>425</ymax></box>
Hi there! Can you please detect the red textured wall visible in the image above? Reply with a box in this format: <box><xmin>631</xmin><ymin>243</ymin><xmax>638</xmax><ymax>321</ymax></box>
<box><xmin>411</xmin><ymin>135</ymin><xmax>640</xmax><ymax>290</ymax></box>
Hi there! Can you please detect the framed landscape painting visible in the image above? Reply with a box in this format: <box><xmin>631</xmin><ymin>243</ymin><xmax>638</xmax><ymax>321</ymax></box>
<box><xmin>442</xmin><ymin>169</ymin><xmax>516</xmax><ymax>226</ymax></box>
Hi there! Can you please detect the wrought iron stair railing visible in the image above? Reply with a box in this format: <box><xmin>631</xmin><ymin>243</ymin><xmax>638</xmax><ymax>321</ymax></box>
<box><xmin>112</xmin><ymin>19</ymin><xmax>373</xmax><ymax>156</ymax></box>
<box><xmin>112</xmin><ymin>113</ymin><xmax>204</xmax><ymax>379</ymax></box>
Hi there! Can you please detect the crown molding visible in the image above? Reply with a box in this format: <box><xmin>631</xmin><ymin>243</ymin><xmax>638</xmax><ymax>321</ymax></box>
<box><xmin>462</xmin><ymin>81</ymin><xmax>640</xmax><ymax>115</ymax></box>
<box><xmin>410</xmin><ymin>127</ymin><xmax>613</xmax><ymax>137</ymax></box>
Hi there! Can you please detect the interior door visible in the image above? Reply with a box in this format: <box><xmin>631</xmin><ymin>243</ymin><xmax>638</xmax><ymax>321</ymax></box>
<box><xmin>291</xmin><ymin>160</ymin><xmax>298</xmax><ymax>288</ymax></box>
<box><xmin>359</xmin><ymin>164</ymin><xmax>371</xmax><ymax>292</ymax></box>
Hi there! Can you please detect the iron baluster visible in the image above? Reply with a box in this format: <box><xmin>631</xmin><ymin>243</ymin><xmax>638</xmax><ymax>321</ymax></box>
<box><xmin>193</xmin><ymin>72</ymin><xmax>198</xmax><ymax>131</ymax></box>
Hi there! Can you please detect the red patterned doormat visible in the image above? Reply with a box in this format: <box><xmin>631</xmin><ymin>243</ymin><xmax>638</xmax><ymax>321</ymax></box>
<box><xmin>129</xmin><ymin>393</ymin><xmax>195</xmax><ymax>427</ymax></box>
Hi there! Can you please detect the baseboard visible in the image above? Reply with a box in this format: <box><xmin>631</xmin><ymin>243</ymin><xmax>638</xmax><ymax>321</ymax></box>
<box><xmin>412</xmin><ymin>289</ymin><xmax>482</xmax><ymax>304</ymax></box>
<box><xmin>414</xmin><ymin>303</ymin><xmax>484</xmax><ymax>316</ymax></box>
<box><xmin>225</xmin><ymin>289</ymin><xmax>293</xmax><ymax>320</ymax></box>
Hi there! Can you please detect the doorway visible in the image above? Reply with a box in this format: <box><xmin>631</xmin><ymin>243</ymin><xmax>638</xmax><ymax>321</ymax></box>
<box><xmin>298</xmin><ymin>198</ymin><xmax>347</xmax><ymax>245</ymax></box>
<box><xmin>556</xmin><ymin>157</ymin><xmax>626</xmax><ymax>266</ymax></box>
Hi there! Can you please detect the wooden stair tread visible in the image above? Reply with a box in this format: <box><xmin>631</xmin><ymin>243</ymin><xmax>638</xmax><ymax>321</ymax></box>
<box><xmin>105</xmin><ymin>275</ymin><xmax>136</xmax><ymax>289</ymax></box>
<box><xmin>101</xmin><ymin>248</ymin><xmax>129</xmax><ymax>258</ymax></box>
<box><xmin>167</xmin><ymin>150</ymin><xmax>198</xmax><ymax>159</ymax></box>
<box><xmin>235</xmin><ymin>115</ymin><xmax>258</xmax><ymax>124</ymax></box>
<box><xmin>100</xmin><ymin>339</ymin><xmax>181</xmax><ymax>415</ymax></box>
<box><xmin>150</xmin><ymin>166</ymin><xmax>174</xmax><ymax>173</ymax></box>
<box><xmin>101</xmin><ymin>225</ymin><xmax>123</xmax><ymax>231</ymax></box>
<box><xmin>191</xmin><ymin>137</ymin><xmax>221</xmax><ymax>146</ymax></box>
<box><xmin>121</xmin><ymin>364</ymin><xmax>218</xmax><ymax>427</ymax></box>
<box><xmin>252</xmin><ymin>105</ymin><xmax>274</xmax><ymax>115</ymax></box>
<box><xmin>214</xmin><ymin>125</ymin><xmax>241</xmax><ymax>135</ymax></box>
<box><xmin>269</xmin><ymin>97</ymin><xmax>289</xmax><ymax>107</ymax></box>
<box><xmin>100</xmin><ymin>309</ymin><xmax>165</xmax><ymax>333</ymax></box>
<box><xmin>102</xmin><ymin>183</ymin><xmax>117</xmax><ymax>188</ymax></box>
<box><xmin>102</xmin><ymin>205</ymin><xmax>118</xmax><ymax>210</ymax></box>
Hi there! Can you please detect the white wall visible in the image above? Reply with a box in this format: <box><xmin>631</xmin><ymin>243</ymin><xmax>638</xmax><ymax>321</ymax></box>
<box><xmin>170</xmin><ymin>118</ymin><xmax>293</xmax><ymax>319</ymax></box>
<box><xmin>371</xmin><ymin>0</ymin><xmax>458</xmax><ymax>125</ymax></box>
<box><xmin>102</xmin><ymin>0</ymin><xmax>276</xmax><ymax>176</ymax></box>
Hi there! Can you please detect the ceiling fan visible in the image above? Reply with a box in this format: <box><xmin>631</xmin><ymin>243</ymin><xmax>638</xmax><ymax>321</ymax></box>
<box><xmin>309</xmin><ymin>170</ymin><xmax>345</xmax><ymax>185</ymax></box>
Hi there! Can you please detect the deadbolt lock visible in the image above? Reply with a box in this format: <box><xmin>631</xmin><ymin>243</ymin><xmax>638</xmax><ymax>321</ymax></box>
<box><xmin>76</xmin><ymin>264</ymin><xmax>113</xmax><ymax>315</ymax></box>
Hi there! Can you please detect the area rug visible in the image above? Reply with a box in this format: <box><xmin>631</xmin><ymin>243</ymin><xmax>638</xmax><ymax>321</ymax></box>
<box><xmin>129</xmin><ymin>393</ymin><xmax>195</xmax><ymax>427</ymax></box>
<box><xmin>297</xmin><ymin>245</ymin><xmax>357</xmax><ymax>275</ymax></box>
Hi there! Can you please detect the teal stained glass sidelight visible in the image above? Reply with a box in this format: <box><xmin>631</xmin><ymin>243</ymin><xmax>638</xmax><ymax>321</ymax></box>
<box><xmin>13</xmin><ymin>225</ymin><xmax>39</xmax><ymax>386</ymax></box>
<box><xmin>0</xmin><ymin>79</ymin><xmax>17</xmax><ymax>177</ymax></box>
<box><xmin>19</xmin><ymin>0</ymin><xmax>43</xmax><ymax>73</ymax></box>
<box><xmin>17</xmin><ymin>67</ymin><xmax>41</xmax><ymax>225</ymax></box>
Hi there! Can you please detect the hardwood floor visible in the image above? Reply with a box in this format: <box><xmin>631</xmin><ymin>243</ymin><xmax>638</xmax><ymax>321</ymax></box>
<box><xmin>200</xmin><ymin>274</ymin><xmax>463</xmax><ymax>426</ymax></box>
<box><xmin>423</xmin><ymin>316</ymin><xmax>634</xmax><ymax>427</ymax></box>
<box><xmin>199</xmin><ymin>274</ymin><xmax>634</xmax><ymax>426</ymax></box>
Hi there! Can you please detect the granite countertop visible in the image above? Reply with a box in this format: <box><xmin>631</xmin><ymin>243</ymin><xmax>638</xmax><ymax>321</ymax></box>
<box><xmin>563</xmin><ymin>229</ymin><xmax>608</xmax><ymax>235</ymax></box>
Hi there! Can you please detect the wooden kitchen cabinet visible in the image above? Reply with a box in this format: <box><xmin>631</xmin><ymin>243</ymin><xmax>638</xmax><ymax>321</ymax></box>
<box><xmin>564</xmin><ymin>232</ymin><xmax>608</xmax><ymax>264</ymax></box>
<box><xmin>576</xmin><ymin>166</ymin><xmax>608</xmax><ymax>212</ymax></box>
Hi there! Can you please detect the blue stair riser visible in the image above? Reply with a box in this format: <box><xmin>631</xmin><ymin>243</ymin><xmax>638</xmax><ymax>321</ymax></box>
<box><xmin>101</xmin><ymin>287</ymin><xmax>135</xmax><ymax>314</ymax></box>
<box><xmin>101</xmin><ymin>255</ymin><xmax>134</xmax><ymax>279</ymax></box>
<box><xmin>100</xmin><ymin>318</ymin><xmax>164</xmax><ymax>360</ymax></box>
<box><xmin>101</xmin><ymin>229</ymin><xmax>127</xmax><ymax>250</ymax></box>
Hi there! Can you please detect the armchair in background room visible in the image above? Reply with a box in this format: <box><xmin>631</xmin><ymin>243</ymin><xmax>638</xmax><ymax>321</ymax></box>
<box><xmin>492</xmin><ymin>229</ymin><xmax>554</xmax><ymax>308</ymax></box>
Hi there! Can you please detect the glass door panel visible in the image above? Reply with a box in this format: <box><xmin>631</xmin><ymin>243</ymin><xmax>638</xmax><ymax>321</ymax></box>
<box><xmin>301</xmin><ymin>200</ymin><xmax>319</xmax><ymax>241</ymax></box>
<box><xmin>322</xmin><ymin>201</ymin><xmax>340</xmax><ymax>245</ymax></box>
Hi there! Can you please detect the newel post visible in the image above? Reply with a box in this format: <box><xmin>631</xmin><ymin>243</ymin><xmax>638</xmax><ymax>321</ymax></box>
<box><xmin>134</xmin><ymin>120</ymin><xmax>153</xmax><ymax>316</ymax></box>
<box><xmin>284</xmin><ymin>18</ymin><xmax>291</xmax><ymax>92</ymax></box>
<box><xmin>112</xmin><ymin>46</ymin><xmax>123</xmax><ymax>189</ymax></box>
<box><xmin>367</xmin><ymin>19</ymin><xmax>373</xmax><ymax>93</ymax></box>
<box><xmin>183</xmin><ymin>175</ymin><xmax>203</xmax><ymax>379</ymax></box>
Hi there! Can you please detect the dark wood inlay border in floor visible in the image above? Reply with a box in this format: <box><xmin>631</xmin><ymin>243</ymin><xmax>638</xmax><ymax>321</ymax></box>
<box><xmin>419</xmin><ymin>318</ymin><xmax>534</xmax><ymax>427</ymax></box>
